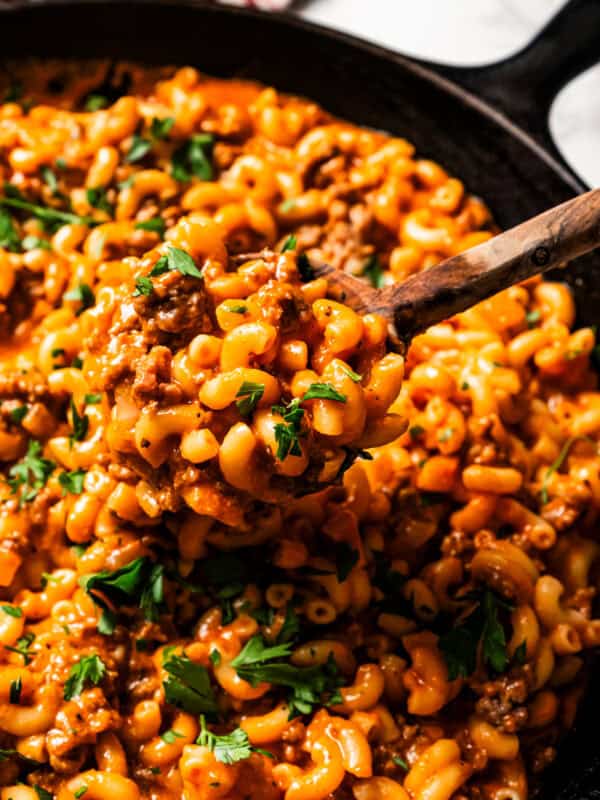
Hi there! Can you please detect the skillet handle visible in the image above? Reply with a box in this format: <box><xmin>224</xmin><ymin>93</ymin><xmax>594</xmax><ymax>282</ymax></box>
<box><xmin>429</xmin><ymin>0</ymin><xmax>600</xmax><ymax>189</ymax></box>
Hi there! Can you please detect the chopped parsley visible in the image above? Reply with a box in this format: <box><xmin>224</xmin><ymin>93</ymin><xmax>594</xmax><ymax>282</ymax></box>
<box><xmin>393</xmin><ymin>756</ymin><xmax>409</xmax><ymax>771</ymax></box>
<box><xmin>149</xmin><ymin>246</ymin><xmax>202</xmax><ymax>280</ymax></box>
<box><xmin>133</xmin><ymin>276</ymin><xmax>154</xmax><ymax>297</ymax></box>
<box><xmin>64</xmin><ymin>283</ymin><xmax>95</xmax><ymax>315</ymax></box>
<box><xmin>171</xmin><ymin>134</ymin><xmax>215</xmax><ymax>182</ymax></box>
<box><xmin>161</xmin><ymin>729</ymin><xmax>184</xmax><ymax>744</ymax></box>
<box><xmin>4</xmin><ymin>632</ymin><xmax>35</xmax><ymax>665</ymax></box>
<box><xmin>8</xmin><ymin>676</ymin><xmax>23</xmax><ymax>706</ymax></box>
<box><xmin>69</xmin><ymin>399</ymin><xmax>89</xmax><ymax>443</ymax></box>
<box><xmin>230</xmin><ymin>635</ymin><xmax>343</xmax><ymax>718</ymax></box>
<box><xmin>151</xmin><ymin>116</ymin><xmax>175</xmax><ymax>140</ymax></box>
<box><xmin>540</xmin><ymin>436</ymin><xmax>592</xmax><ymax>504</ymax></box>
<box><xmin>80</xmin><ymin>556</ymin><xmax>165</xmax><ymax>634</ymax></box>
<box><xmin>303</xmin><ymin>383</ymin><xmax>346</xmax><ymax>403</ymax></box>
<box><xmin>1</xmin><ymin>605</ymin><xmax>22</xmax><ymax>618</ymax></box>
<box><xmin>342</xmin><ymin>366</ymin><xmax>362</xmax><ymax>383</ymax></box>
<box><xmin>162</xmin><ymin>652</ymin><xmax>218</xmax><ymax>715</ymax></box>
<box><xmin>21</xmin><ymin>235</ymin><xmax>50</xmax><ymax>251</ymax></box>
<box><xmin>74</xmin><ymin>787</ymin><xmax>88</xmax><ymax>799</ymax></box>
<box><xmin>281</xmin><ymin>234</ymin><xmax>297</xmax><ymax>252</ymax></box>
<box><xmin>34</xmin><ymin>786</ymin><xmax>53</xmax><ymax>800</ymax></box>
<box><xmin>409</xmin><ymin>425</ymin><xmax>425</xmax><ymax>440</ymax></box>
<box><xmin>226</xmin><ymin>304</ymin><xmax>247</xmax><ymax>314</ymax></box>
<box><xmin>125</xmin><ymin>134</ymin><xmax>152</xmax><ymax>163</ymax></box>
<box><xmin>63</xmin><ymin>654</ymin><xmax>106</xmax><ymax>700</ymax></box>
<box><xmin>86</xmin><ymin>186</ymin><xmax>113</xmax><ymax>215</ymax></box>
<box><xmin>8</xmin><ymin>440</ymin><xmax>55</xmax><ymax>505</ymax></box>
<box><xmin>439</xmin><ymin>589</ymin><xmax>511</xmax><ymax>680</ymax></box>
<box><xmin>84</xmin><ymin>393</ymin><xmax>102</xmax><ymax>405</ymax></box>
<box><xmin>9</xmin><ymin>405</ymin><xmax>28</xmax><ymax>424</ymax></box>
<box><xmin>361</xmin><ymin>254</ymin><xmax>384</xmax><ymax>288</ymax></box>
<box><xmin>58</xmin><ymin>469</ymin><xmax>86</xmax><ymax>496</ymax></box>
<box><xmin>0</xmin><ymin>208</ymin><xmax>20</xmax><ymax>252</ymax></box>
<box><xmin>9</xmin><ymin>676</ymin><xmax>21</xmax><ymax>704</ymax></box>
<box><xmin>40</xmin><ymin>165</ymin><xmax>58</xmax><ymax>194</ymax></box>
<box><xmin>526</xmin><ymin>309</ymin><xmax>541</xmax><ymax>328</ymax></box>
<box><xmin>297</xmin><ymin>253</ymin><xmax>314</xmax><ymax>282</ymax></box>
<box><xmin>85</xmin><ymin>94</ymin><xmax>108</xmax><ymax>111</ymax></box>
<box><xmin>333</xmin><ymin>542</ymin><xmax>359</xmax><ymax>582</ymax></box>
<box><xmin>209</xmin><ymin>649</ymin><xmax>221</xmax><ymax>666</ymax></box>
<box><xmin>513</xmin><ymin>640</ymin><xmax>528</xmax><ymax>666</ymax></box>
<box><xmin>197</xmin><ymin>715</ymin><xmax>272</xmax><ymax>764</ymax></box>
<box><xmin>271</xmin><ymin>398</ymin><xmax>304</xmax><ymax>460</ymax></box>
<box><xmin>135</xmin><ymin>217</ymin><xmax>166</xmax><ymax>237</ymax></box>
<box><xmin>235</xmin><ymin>381</ymin><xmax>264</xmax><ymax>417</ymax></box>
<box><xmin>0</xmin><ymin>187</ymin><xmax>97</xmax><ymax>228</ymax></box>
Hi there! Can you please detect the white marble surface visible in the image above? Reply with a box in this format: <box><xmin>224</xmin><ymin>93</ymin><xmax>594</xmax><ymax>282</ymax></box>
<box><xmin>297</xmin><ymin>0</ymin><xmax>600</xmax><ymax>187</ymax></box>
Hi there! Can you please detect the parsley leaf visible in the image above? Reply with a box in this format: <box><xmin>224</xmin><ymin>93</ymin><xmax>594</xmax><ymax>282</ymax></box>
<box><xmin>145</xmin><ymin>246</ymin><xmax>202</xmax><ymax>282</ymax></box>
<box><xmin>0</xmin><ymin>208</ymin><xmax>20</xmax><ymax>252</ymax></box>
<box><xmin>69</xmin><ymin>399</ymin><xmax>89</xmax><ymax>443</ymax></box>
<box><xmin>58</xmin><ymin>469</ymin><xmax>85</xmax><ymax>496</ymax></box>
<box><xmin>163</xmin><ymin>653</ymin><xmax>217</xmax><ymax>715</ymax></box>
<box><xmin>125</xmin><ymin>134</ymin><xmax>152</xmax><ymax>163</ymax></box>
<box><xmin>139</xmin><ymin>564</ymin><xmax>165</xmax><ymax>622</ymax></box>
<box><xmin>333</xmin><ymin>541</ymin><xmax>359</xmax><ymax>582</ymax></box>
<box><xmin>133</xmin><ymin>276</ymin><xmax>154</xmax><ymax>297</ymax></box>
<box><xmin>151</xmin><ymin>116</ymin><xmax>175</xmax><ymax>140</ymax></box>
<box><xmin>230</xmin><ymin>636</ymin><xmax>343</xmax><ymax>718</ymax></box>
<box><xmin>161</xmin><ymin>729</ymin><xmax>184</xmax><ymax>744</ymax></box>
<box><xmin>540</xmin><ymin>436</ymin><xmax>592</xmax><ymax>505</ymax></box>
<box><xmin>9</xmin><ymin>676</ymin><xmax>21</xmax><ymax>704</ymax></box>
<box><xmin>197</xmin><ymin>715</ymin><xmax>271</xmax><ymax>764</ymax></box>
<box><xmin>272</xmin><ymin>398</ymin><xmax>304</xmax><ymax>460</ymax></box>
<box><xmin>22</xmin><ymin>235</ymin><xmax>50</xmax><ymax>251</ymax></box>
<box><xmin>135</xmin><ymin>217</ymin><xmax>166</xmax><ymax>236</ymax></box>
<box><xmin>85</xmin><ymin>94</ymin><xmax>108</xmax><ymax>111</ymax></box>
<box><xmin>8</xmin><ymin>440</ymin><xmax>55</xmax><ymax>505</ymax></box>
<box><xmin>1</xmin><ymin>605</ymin><xmax>22</xmax><ymax>618</ymax></box>
<box><xmin>40</xmin><ymin>165</ymin><xmax>58</xmax><ymax>194</ymax></box>
<box><xmin>63</xmin><ymin>654</ymin><xmax>106</xmax><ymax>700</ymax></box>
<box><xmin>281</xmin><ymin>234</ymin><xmax>297</xmax><ymax>252</ymax></box>
<box><xmin>64</xmin><ymin>283</ymin><xmax>95</xmax><ymax>315</ymax></box>
<box><xmin>9</xmin><ymin>405</ymin><xmax>28</xmax><ymax>424</ymax></box>
<box><xmin>231</xmin><ymin>636</ymin><xmax>293</xmax><ymax>671</ymax></box>
<box><xmin>0</xmin><ymin>190</ymin><xmax>97</xmax><ymax>228</ymax></box>
<box><xmin>303</xmin><ymin>383</ymin><xmax>346</xmax><ymax>403</ymax></box>
<box><xmin>361</xmin><ymin>254</ymin><xmax>384</xmax><ymax>288</ymax></box>
<box><xmin>171</xmin><ymin>134</ymin><xmax>215</xmax><ymax>182</ymax></box>
<box><xmin>342</xmin><ymin>366</ymin><xmax>362</xmax><ymax>383</ymax></box>
<box><xmin>297</xmin><ymin>253</ymin><xmax>314</xmax><ymax>282</ymax></box>
<box><xmin>235</xmin><ymin>381</ymin><xmax>264</xmax><ymax>417</ymax></box>
<box><xmin>80</xmin><ymin>556</ymin><xmax>164</xmax><ymax>633</ymax></box>
<box><xmin>439</xmin><ymin>589</ymin><xmax>511</xmax><ymax>679</ymax></box>
<box><xmin>86</xmin><ymin>187</ymin><xmax>113</xmax><ymax>215</ymax></box>
<box><xmin>512</xmin><ymin>640</ymin><xmax>527</xmax><ymax>666</ymax></box>
<box><xmin>166</xmin><ymin>246</ymin><xmax>203</xmax><ymax>278</ymax></box>
<box><xmin>5</xmin><ymin>632</ymin><xmax>35</xmax><ymax>664</ymax></box>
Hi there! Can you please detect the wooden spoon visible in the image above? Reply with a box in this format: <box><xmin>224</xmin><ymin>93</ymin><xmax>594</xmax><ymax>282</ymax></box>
<box><xmin>312</xmin><ymin>189</ymin><xmax>600</xmax><ymax>348</ymax></box>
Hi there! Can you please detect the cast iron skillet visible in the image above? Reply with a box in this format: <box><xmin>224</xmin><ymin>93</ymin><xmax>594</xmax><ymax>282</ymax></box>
<box><xmin>1</xmin><ymin>0</ymin><xmax>599</xmax><ymax>797</ymax></box>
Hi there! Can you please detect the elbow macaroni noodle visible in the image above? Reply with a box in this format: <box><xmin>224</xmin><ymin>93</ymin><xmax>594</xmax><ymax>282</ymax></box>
<box><xmin>0</xmin><ymin>60</ymin><xmax>597</xmax><ymax>800</ymax></box>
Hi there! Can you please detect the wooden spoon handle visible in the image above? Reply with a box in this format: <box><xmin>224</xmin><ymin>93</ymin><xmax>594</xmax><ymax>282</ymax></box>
<box><xmin>373</xmin><ymin>188</ymin><xmax>600</xmax><ymax>343</ymax></box>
